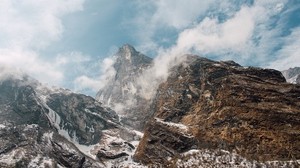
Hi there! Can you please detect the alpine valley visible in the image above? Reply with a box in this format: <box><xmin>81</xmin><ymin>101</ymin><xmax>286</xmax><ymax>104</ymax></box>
<box><xmin>0</xmin><ymin>45</ymin><xmax>300</xmax><ymax>167</ymax></box>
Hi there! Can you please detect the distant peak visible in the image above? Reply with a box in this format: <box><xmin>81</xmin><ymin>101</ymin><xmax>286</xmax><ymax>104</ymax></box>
<box><xmin>121</xmin><ymin>44</ymin><xmax>136</xmax><ymax>51</ymax></box>
<box><xmin>116</xmin><ymin>44</ymin><xmax>138</xmax><ymax>60</ymax></box>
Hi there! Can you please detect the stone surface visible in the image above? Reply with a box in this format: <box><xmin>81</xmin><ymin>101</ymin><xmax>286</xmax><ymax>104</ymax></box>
<box><xmin>134</xmin><ymin>56</ymin><xmax>300</xmax><ymax>166</ymax></box>
<box><xmin>0</xmin><ymin>124</ymin><xmax>100</xmax><ymax>168</ymax></box>
<box><xmin>0</xmin><ymin>73</ymin><xmax>139</xmax><ymax>167</ymax></box>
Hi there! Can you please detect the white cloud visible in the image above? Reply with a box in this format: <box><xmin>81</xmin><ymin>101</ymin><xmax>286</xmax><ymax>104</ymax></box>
<box><xmin>0</xmin><ymin>0</ymin><xmax>85</xmax><ymax>85</ymax></box>
<box><xmin>131</xmin><ymin>0</ymin><xmax>216</xmax><ymax>53</ymax></box>
<box><xmin>74</xmin><ymin>57</ymin><xmax>116</xmax><ymax>93</ymax></box>
<box><xmin>55</xmin><ymin>51</ymin><xmax>91</xmax><ymax>65</ymax></box>
<box><xmin>74</xmin><ymin>76</ymin><xmax>102</xmax><ymax>92</ymax></box>
<box><xmin>0</xmin><ymin>48</ymin><xmax>64</xmax><ymax>83</ymax></box>
<box><xmin>268</xmin><ymin>27</ymin><xmax>300</xmax><ymax>70</ymax></box>
<box><xmin>148</xmin><ymin>0</ymin><xmax>214</xmax><ymax>29</ymax></box>
<box><xmin>174</xmin><ymin>5</ymin><xmax>263</xmax><ymax>60</ymax></box>
<box><xmin>170</xmin><ymin>0</ymin><xmax>290</xmax><ymax>65</ymax></box>
<box><xmin>130</xmin><ymin>0</ymin><xmax>294</xmax><ymax>69</ymax></box>
<box><xmin>0</xmin><ymin>65</ymin><xmax>24</xmax><ymax>82</ymax></box>
<box><xmin>134</xmin><ymin>0</ymin><xmax>291</xmax><ymax>100</ymax></box>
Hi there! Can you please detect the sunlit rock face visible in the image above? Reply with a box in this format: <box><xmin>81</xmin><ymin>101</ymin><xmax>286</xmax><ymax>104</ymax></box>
<box><xmin>96</xmin><ymin>44</ymin><xmax>154</xmax><ymax>130</ymax></box>
<box><xmin>134</xmin><ymin>56</ymin><xmax>300</xmax><ymax>167</ymax></box>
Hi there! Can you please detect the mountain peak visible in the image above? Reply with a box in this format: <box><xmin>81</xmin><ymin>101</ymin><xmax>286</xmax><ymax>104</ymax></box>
<box><xmin>114</xmin><ymin>44</ymin><xmax>152</xmax><ymax>68</ymax></box>
<box><xmin>121</xmin><ymin>44</ymin><xmax>136</xmax><ymax>52</ymax></box>
<box><xmin>281</xmin><ymin>67</ymin><xmax>300</xmax><ymax>84</ymax></box>
<box><xmin>117</xmin><ymin>44</ymin><xmax>137</xmax><ymax>61</ymax></box>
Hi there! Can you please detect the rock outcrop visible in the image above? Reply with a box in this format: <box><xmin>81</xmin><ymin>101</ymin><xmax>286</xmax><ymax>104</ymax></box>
<box><xmin>134</xmin><ymin>56</ymin><xmax>300</xmax><ymax>166</ymax></box>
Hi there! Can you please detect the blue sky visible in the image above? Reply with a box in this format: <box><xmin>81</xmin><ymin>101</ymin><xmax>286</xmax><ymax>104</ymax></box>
<box><xmin>0</xmin><ymin>0</ymin><xmax>300</xmax><ymax>96</ymax></box>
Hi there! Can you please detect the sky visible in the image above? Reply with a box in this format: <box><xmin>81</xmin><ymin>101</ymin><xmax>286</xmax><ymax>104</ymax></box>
<box><xmin>0</xmin><ymin>0</ymin><xmax>300</xmax><ymax>96</ymax></box>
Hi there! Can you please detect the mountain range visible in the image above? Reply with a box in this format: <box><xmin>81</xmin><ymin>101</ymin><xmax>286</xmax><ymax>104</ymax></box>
<box><xmin>0</xmin><ymin>45</ymin><xmax>299</xmax><ymax>167</ymax></box>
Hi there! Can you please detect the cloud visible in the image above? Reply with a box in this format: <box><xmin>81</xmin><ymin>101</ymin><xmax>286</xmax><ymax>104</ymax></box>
<box><xmin>268</xmin><ymin>27</ymin><xmax>300</xmax><ymax>70</ymax></box>
<box><xmin>0</xmin><ymin>64</ymin><xmax>24</xmax><ymax>82</ymax></box>
<box><xmin>129</xmin><ymin>0</ymin><xmax>298</xmax><ymax>70</ymax></box>
<box><xmin>175</xmin><ymin>0</ymin><xmax>290</xmax><ymax>64</ymax></box>
<box><xmin>176</xmin><ymin>6</ymin><xmax>257</xmax><ymax>54</ymax></box>
<box><xmin>74</xmin><ymin>57</ymin><xmax>116</xmax><ymax>93</ymax></box>
<box><xmin>0</xmin><ymin>0</ymin><xmax>85</xmax><ymax>85</ymax></box>
<box><xmin>131</xmin><ymin>0</ymin><xmax>216</xmax><ymax>53</ymax></box>
<box><xmin>0</xmin><ymin>48</ymin><xmax>64</xmax><ymax>83</ymax></box>
<box><xmin>133</xmin><ymin>0</ymin><xmax>290</xmax><ymax>100</ymax></box>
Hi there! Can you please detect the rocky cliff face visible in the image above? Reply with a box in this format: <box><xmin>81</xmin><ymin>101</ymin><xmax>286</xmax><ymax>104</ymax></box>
<box><xmin>0</xmin><ymin>124</ymin><xmax>100</xmax><ymax>167</ymax></box>
<box><xmin>96</xmin><ymin>44</ymin><xmax>154</xmax><ymax>130</ymax></box>
<box><xmin>282</xmin><ymin>67</ymin><xmax>300</xmax><ymax>84</ymax></box>
<box><xmin>134</xmin><ymin>56</ymin><xmax>300</xmax><ymax>167</ymax></box>
<box><xmin>0</xmin><ymin>73</ymin><xmax>142</xmax><ymax>167</ymax></box>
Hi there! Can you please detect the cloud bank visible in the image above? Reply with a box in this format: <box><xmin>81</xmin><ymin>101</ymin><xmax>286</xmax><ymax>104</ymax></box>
<box><xmin>132</xmin><ymin>0</ymin><xmax>294</xmax><ymax>100</ymax></box>
<box><xmin>0</xmin><ymin>0</ymin><xmax>85</xmax><ymax>86</ymax></box>
<box><xmin>74</xmin><ymin>57</ymin><xmax>116</xmax><ymax>93</ymax></box>
<box><xmin>130</xmin><ymin>0</ymin><xmax>298</xmax><ymax>70</ymax></box>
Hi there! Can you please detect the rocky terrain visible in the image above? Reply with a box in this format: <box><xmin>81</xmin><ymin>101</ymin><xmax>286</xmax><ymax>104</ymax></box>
<box><xmin>134</xmin><ymin>56</ymin><xmax>300</xmax><ymax>167</ymax></box>
<box><xmin>1</xmin><ymin>45</ymin><xmax>300</xmax><ymax>167</ymax></box>
<box><xmin>96</xmin><ymin>44</ymin><xmax>154</xmax><ymax>130</ymax></box>
<box><xmin>282</xmin><ymin>67</ymin><xmax>300</xmax><ymax>84</ymax></box>
<box><xmin>0</xmin><ymin>72</ymin><xmax>142</xmax><ymax>167</ymax></box>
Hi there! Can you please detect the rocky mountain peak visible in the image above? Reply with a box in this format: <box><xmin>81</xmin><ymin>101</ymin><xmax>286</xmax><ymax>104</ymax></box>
<box><xmin>118</xmin><ymin>44</ymin><xmax>136</xmax><ymax>58</ymax></box>
<box><xmin>114</xmin><ymin>44</ymin><xmax>152</xmax><ymax>70</ymax></box>
<box><xmin>96</xmin><ymin>45</ymin><xmax>154</xmax><ymax>130</ymax></box>
<box><xmin>282</xmin><ymin>67</ymin><xmax>300</xmax><ymax>84</ymax></box>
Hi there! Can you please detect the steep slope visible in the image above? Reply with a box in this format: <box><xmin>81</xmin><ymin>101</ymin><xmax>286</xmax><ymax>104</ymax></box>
<box><xmin>134</xmin><ymin>56</ymin><xmax>300</xmax><ymax>167</ymax></box>
<box><xmin>0</xmin><ymin>72</ymin><xmax>142</xmax><ymax>167</ymax></box>
<box><xmin>282</xmin><ymin>67</ymin><xmax>300</xmax><ymax>84</ymax></box>
<box><xmin>96</xmin><ymin>44</ymin><xmax>153</xmax><ymax>130</ymax></box>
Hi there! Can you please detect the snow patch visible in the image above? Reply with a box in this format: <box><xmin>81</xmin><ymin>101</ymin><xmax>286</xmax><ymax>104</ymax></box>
<box><xmin>0</xmin><ymin>124</ymin><xmax>6</xmax><ymax>129</ymax></box>
<box><xmin>0</xmin><ymin>149</ymin><xmax>25</xmax><ymax>165</ymax></box>
<box><xmin>174</xmin><ymin>149</ymin><xmax>300</xmax><ymax>168</ymax></box>
<box><xmin>155</xmin><ymin>118</ymin><xmax>189</xmax><ymax>132</ymax></box>
<box><xmin>42</xmin><ymin>132</ymin><xmax>54</xmax><ymax>144</ymax></box>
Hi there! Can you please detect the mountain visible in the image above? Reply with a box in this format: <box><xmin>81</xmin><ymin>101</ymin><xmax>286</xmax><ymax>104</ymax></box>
<box><xmin>0</xmin><ymin>71</ymin><xmax>143</xmax><ymax>167</ymax></box>
<box><xmin>134</xmin><ymin>55</ymin><xmax>300</xmax><ymax>167</ymax></box>
<box><xmin>1</xmin><ymin>45</ymin><xmax>300</xmax><ymax>167</ymax></box>
<box><xmin>282</xmin><ymin>67</ymin><xmax>300</xmax><ymax>84</ymax></box>
<box><xmin>96</xmin><ymin>44</ymin><xmax>154</xmax><ymax>130</ymax></box>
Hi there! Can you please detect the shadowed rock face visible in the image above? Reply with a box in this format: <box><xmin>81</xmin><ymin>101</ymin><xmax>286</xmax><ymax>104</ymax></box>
<box><xmin>0</xmin><ymin>76</ymin><xmax>121</xmax><ymax>146</ymax></box>
<box><xmin>0</xmin><ymin>125</ymin><xmax>100</xmax><ymax>168</ymax></box>
<box><xmin>46</xmin><ymin>92</ymin><xmax>120</xmax><ymax>145</ymax></box>
<box><xmin>0</xmin><ymin>75</ymin><xmax>137</xmax><ymax>167</ymax></box>
<box><xmin>134</xmin><ymin>56</ymin><xmax>300</xmax><ymax>165</ymax></box>
<box><xmin>0</xmin><ymin>78</ymin><xmax>48</xmax><ymax>127</ymax></box>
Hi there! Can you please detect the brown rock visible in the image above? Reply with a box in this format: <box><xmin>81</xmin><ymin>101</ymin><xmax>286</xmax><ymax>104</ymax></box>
<box><xmin>134</xmin><ymin>56</ymin><xmax>300</xmax><ymax>165</ymax></box>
